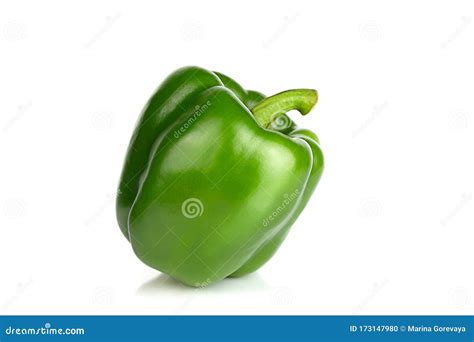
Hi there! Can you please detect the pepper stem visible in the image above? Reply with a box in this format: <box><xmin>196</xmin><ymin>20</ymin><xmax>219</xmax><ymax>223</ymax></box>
<box><xmin>251</xmin><ymin>89</ymin><xmax>318</xmax><ymax>128</ymax></box>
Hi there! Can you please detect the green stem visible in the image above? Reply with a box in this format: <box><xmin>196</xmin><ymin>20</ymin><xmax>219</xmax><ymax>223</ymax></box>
<box><xmin>251</xmin><ymin>89</ymin><xmax>318</xmax><ymax>128</ymax></box>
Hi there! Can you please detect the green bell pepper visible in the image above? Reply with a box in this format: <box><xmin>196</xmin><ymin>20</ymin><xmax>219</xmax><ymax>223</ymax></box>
<box><xmin>116</xmin><ymin>66</ymin><xmax>323</xmax><ymax>287</ymax></box>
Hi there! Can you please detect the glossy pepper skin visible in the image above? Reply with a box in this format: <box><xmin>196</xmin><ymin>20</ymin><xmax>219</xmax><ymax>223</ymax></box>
<box><xmin>116</xmin><ymin>66</ymin><xmax>323</xmax><ymax>287</ymax></box>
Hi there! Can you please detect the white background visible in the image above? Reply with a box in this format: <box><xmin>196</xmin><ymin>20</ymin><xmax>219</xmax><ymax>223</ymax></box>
<box><xmin>1</xmin><ymin>0</ymin><xmax>473</xmax><ymax>315</ymax></box>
